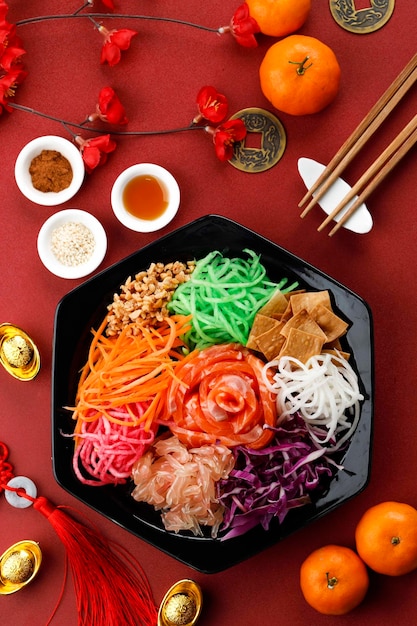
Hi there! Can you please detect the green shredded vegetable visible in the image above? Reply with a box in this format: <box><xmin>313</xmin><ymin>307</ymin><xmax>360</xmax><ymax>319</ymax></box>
<box><xmin>167</xmin><ymin>249</ymin><xmax>298</xmax><ymax>350</ymax></box>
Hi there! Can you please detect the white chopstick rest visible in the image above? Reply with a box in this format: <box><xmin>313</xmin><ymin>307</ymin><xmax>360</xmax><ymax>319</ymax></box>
<box><xmin>298</xmin><ymin>158</ymin><xmax>373</xmax><ymax>234</ymax></box>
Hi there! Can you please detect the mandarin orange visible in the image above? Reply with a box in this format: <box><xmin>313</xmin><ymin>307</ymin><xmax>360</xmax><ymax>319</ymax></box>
<box><xmin>300</xmin><ymin>544</ymin><xmax>369</xmax><ymax>615</ymax></box>
<box><xmin>259</xmin><ymin>35</ymin><xmax>341</xmax><ymax>115</ymax></box>
<box><xmin>355</xmin><ymin>501</ymin><xmax>417</xmax><ymax>576</ymax></box>
<box><xmin>246</xmin><ymin>0</ymin><xmax>311</xmax><ymax>37</ymax></box>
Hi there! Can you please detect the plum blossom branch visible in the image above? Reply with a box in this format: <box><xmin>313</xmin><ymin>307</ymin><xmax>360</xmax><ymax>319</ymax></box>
<box><xmin>14</xmin><ymin>2</ymin><xmax>261</xmax><ymax>47</ymax></box>
<box><xmin>9</xmin><ymin>83</ymin><xmax>247</xmax><ymax>169</ymax></box>
<box><xmin>73</xmin><ymin>2</ymin><xmax>93</xmax><ymax>16</ymax></box>
<box><xmin>15</xmin><ymin>13</ymin><xmax>221</xmax><ymax>34</ymax></box>
<box><xmin>8</xmin><ymin>101</ymin><xmax>205</xmax><ymax>136</ymax></box>
<box><xmin>2</xmin><ymin>2</ymin><xmax>248</xmax><ymax>171</ymax></box>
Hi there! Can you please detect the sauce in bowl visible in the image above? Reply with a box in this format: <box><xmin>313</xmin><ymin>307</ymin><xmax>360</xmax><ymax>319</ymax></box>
<box><xmin>111</xmin><ymin>163</ymin><xmax>180</xmax><ymax>233</ymax></box>
<box><xmin>123</xmin><ymin>175</ymin><xmax>169</xmax><ymax>221</ymax></box>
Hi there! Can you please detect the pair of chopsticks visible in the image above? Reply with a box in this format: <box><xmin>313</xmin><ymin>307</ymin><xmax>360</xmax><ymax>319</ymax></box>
<box><xmin>299</xmin><ymin>52</ymin><xmax>417</xmax><ymax>236</ymax></box>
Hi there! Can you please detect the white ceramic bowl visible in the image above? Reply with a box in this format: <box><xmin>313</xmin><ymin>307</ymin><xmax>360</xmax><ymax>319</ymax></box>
<box><xmin>111</xmin><ymin>163</ymin><xmax>180</xmax><ymax>232</ymax></box>
<box><xmin>37</xmin><ymin>209</ymin><xmax>107</xmax><ymax>279</ymax></box>
<box><xmin>15</xmin><ymin>135</ymin><xmax>85</xmax><ymax>206</ymax></box>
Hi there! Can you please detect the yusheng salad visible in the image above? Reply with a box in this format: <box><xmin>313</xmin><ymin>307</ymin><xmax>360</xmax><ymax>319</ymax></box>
<box><xmin>67</xmin><ymin>249</ymin><xmax>364</xmax><ymax>540</ymax></box>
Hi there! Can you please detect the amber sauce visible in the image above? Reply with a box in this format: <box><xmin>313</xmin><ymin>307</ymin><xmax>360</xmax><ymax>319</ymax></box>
<box><xmin>122</xmin><ymin>175</ymin><xmax>169</xmax><ymax>221</ymax></box>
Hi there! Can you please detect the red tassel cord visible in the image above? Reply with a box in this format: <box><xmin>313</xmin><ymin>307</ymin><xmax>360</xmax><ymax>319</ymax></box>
<box><xmin>1</xmin><ymin>443</ymin><xmax>158</xmax><ymax>626</ymax></box>
<box><xmin>0</xmin><ymin>442</ymin><xmax>14</xmax><ymax>486</ymax></box>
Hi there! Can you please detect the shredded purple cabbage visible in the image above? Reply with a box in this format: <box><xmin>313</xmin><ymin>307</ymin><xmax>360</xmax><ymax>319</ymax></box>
<box><xmin>217</xmin><ymin>413</ymin><xmax>340</xmax><ymax>540</ymax></box>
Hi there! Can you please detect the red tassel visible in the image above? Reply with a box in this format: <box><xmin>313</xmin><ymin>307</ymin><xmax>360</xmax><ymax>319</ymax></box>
<box><xmin>33</xmin><ymin>496</ymin><xmax>158</xmax><ymax>626</ymax></box>
<box><xmin>2</xmin><ymin>443</ymin><xmax>158</xmax><ymax>624</ymax></box>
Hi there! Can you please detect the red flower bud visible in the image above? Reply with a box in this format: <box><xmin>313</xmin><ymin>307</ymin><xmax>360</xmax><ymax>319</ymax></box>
<box><xmin>92</xmin><ymin>86</ymin><xmax>128</xmax><ymax>125</ymax></box>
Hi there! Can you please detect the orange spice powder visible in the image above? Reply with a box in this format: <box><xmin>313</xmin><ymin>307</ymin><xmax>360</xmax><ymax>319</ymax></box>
<box><xmin>29</xmin><ymin>149</ymin><xmax>73</xmax><ymax>193</ymax></box>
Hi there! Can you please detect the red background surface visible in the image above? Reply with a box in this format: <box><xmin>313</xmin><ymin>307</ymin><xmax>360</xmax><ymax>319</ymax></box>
<box><xmin>1</xmin><ymin>1</ymin><xmax>417</xmax><ymax>624</ymax></box>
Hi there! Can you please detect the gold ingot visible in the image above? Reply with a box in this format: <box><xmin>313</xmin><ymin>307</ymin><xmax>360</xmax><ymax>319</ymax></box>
<box><xmin>0</xmin><ymin>323</ymin><xmax>40</xmax><ymax>381</ymax></box>
<box><xmin>158</xmin><ymin>579</ymin><xmax>203</xmax><ymax>626</ymax></box>
<box><xmin>0</xmin><ymin>541</ymin><xmax>42</xmax><ymax>595</ymax></box>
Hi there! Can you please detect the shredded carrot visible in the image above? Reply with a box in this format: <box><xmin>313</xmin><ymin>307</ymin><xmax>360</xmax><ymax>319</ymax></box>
<box><xmin>69</xmin><ymin>315</ymin><xmax>195</xmax><ymax>437</ymax></box>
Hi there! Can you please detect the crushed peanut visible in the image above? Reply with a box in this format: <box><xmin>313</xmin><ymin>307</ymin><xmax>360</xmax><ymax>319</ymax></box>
<box><xmin>106</xmin><ymin>260</ymin><xmax>195</xmax><ymax>335</ymax></box>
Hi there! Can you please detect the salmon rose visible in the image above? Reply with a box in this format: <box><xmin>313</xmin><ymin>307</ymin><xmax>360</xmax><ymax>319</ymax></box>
<box><xmin>163</xmin><ymin>343</ymin><xmax>277</xmax><ymax>449</ymax></box>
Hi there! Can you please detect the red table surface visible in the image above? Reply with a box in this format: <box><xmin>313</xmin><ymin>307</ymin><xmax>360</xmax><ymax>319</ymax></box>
<box><xmin>1</xmin><ymin>1</ymin><xmax>417</xmax><ymax>624</ymax></box>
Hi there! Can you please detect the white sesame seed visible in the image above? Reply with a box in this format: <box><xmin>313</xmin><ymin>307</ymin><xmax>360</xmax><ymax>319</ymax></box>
<box><xmin>51</xmin><ymin>221</ymin><xmax>95</xmax><ymax>266</ymax></box>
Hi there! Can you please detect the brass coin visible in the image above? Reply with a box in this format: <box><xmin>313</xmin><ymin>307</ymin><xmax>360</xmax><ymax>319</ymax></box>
<box><xmin>229</xmin><ymin>108</ymin><xmax>286</xmax><ymax>173</ymax></box>
<box><xmin>329</xmin><ymin>0</ymin><xmax>395</xmax><ymax>34</ymax></box>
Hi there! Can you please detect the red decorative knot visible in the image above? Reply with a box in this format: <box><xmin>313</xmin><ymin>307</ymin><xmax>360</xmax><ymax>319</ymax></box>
<box><xmin>0</xmin><ymin>442</ymin><xmax>15</xmax><ymax>491</ymax></box>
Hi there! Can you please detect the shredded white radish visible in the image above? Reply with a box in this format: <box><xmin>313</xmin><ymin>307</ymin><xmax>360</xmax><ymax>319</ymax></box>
<box><xmin>262</xmin><ymin>352</ymin><xmax>364</xmax><ymax>452</ymax></box>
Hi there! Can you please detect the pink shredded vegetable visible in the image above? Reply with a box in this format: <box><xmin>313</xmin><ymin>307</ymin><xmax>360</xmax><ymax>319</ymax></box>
<box><xmin>217</xmin><ymin>413</ymin><xmax>341</xmax><ymax>540</ymax></box>
<box><xmin>73</xmin><ymin>403</ymin><xmax>155</xmax><ymax>486</ymax></box>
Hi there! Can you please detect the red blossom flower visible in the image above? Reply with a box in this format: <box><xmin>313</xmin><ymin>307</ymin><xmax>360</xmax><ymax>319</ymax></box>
<box><xmin>0</xmin><ymin>6</ymin><xmax>14</xmax><ymax>43</ymax></box>
<box><xmin>224</xmin><ymin>3</ymin><xmax>261</xmax><ymax>48</ymax></box>
<box><xmin>89</xmin><ymin>86</ymin><xmax>128</xmax><ymax>125</ymax></box>
<box><xmin>0</xmin><ymin>67</ymin><xmax>27</xmax><ymax>114</ymax></box>
<box><xmin>194</xmin><ymin>86</ymin><xmax>228</xmax><ymax>125</ymax></box>
<box><xmin>1</xmin><ymin>2</ymin><xmax>26</xmax><ymax>71</ymax></box>
<box><xmin>98</xmin><ymin>25</ymin><xmax>138</xmax><ymax>67</ymax></box>
<box><xmin>0</xmin><ymin>0</ymin><xmax>11</xmax><ymax>23</ymax></box>
<box><xmin>87</xmin><ymin>0</ymin><xmax>115</xmax><ymax>9</ymax></box>
<box><xmin>206</xmin><ymin>119</ymin><xmax>247</xmax><ymax>162</ymax></box>
<box><xmin>75</xmin><ymin>134</ymin><xmax>117</xmax><ymax>173</ymax></box>
<box><xmin>0</xmin><ymin>29</ymin><xmax>26</xmax><ymax>71</ymax></box>
<box><xmin>99</xmin><ymin>0</ymin><xmax>116</xmax><ymax>9</ymax></box>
